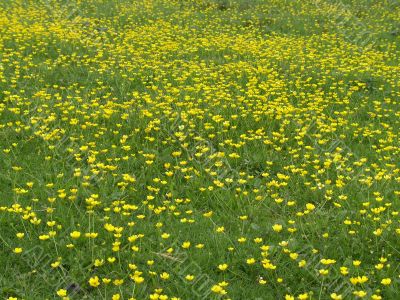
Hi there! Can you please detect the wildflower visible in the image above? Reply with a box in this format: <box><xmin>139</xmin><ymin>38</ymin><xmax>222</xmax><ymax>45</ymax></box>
<box><xmin>246</xmin><ymin>258</ymin><xmax>256</xmax><ymax>265</ymax></box>
<box><xmin>211</xmin><ymin>285</ymin><xmax>226</xmax><ymax>295</ymax></box>
<box><xmin>272</xmin><ymin>224</ymin><xmax>283</xmax><ymax>232</ymax></box>
<box><xmin>353</xmin><ymin>260</ymin><xmax>361</xmax><ymax>267</ymax></box>
<box><xmin>185</xmin><ymin>274</ymin><xmax>194</xmax><ymax>281</ymax></box>
<box><xmin>89</xmin><ymin>276</ymin><xmax>100</xmax><ymax>287</ymax></box>
<box><xmin>182</xmin><ymin>241</ymin><xmax>190</xmax><ymax>249</ymax></box>
<box><xmin>298</xmin><ymin>293</ymin><xmax>309</xmax><ymax>299</ymax></box>
<box><xmin>160</xmin><ymin>272</ymin><xmax>170</xmax><ymax>280</ymax></box>
<box><xmin>306</xmin><ymin>203</ymin><xmax>315</xmax><ymax>211</ymax></box>
<box><xmin>13</xmin><ymin>248</ymin><xmax>23</xmax><ymax>254</ymax></box>
<box><xmin>51</xmin><ymin>261</ymin><xmax>61</xmax><ymax>268</ymax></box>
<box><xmin>298</xmin><ymin>260</ymin><xmax>306</xmax><ymax>267</ymax></box>
<box><xmin>39</xmin><ymin>234</ymin><xmax>50</xmax><ymax>240</ymax></box>
<box><xmin>319</xmin><ymin>269</ymin><xmax>329</xmax><ymax>275</ymax></box>
<box><xmin>102</xmin><ymin>278</ymin><xmax>111</xmax><ymax>284</ymax></box>
<box><xmin>112</xmin><ymin>294</ymin><xmax>120</xmax><ymax>300</ymax></box>
<box><xmin>216</xmin><ymin>226</ymin><xmax>225</xmax><ymax>233</ymax></box>
<box><xmin>353</xmin><ymin>290</ymin><xmax>367</xmax><ymax>298</ymax></box>
<box><xmin>57</xmin><ymin>289</ymin><xmax>67</xmax><ymax>297</ymax></box>
<box><xmin>113</xmin><ymin>279</ymin><xmax>124</xmax><ymax>286</ymax></box>
<box><xmin>340</xmin><ymin>266</ymin><xmax>349</xmax><ymax>275</ymax></box>
<box><xmin>70</xmin><ymin>231</ymin><xmax>81</xmax><ymax>239</ymax></box>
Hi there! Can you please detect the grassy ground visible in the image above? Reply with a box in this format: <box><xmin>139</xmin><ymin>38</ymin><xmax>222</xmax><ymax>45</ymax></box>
<box><xmin>0</xmin><ymin>0</ymin><xmax>399</xmax><ymax>299</ymax></box>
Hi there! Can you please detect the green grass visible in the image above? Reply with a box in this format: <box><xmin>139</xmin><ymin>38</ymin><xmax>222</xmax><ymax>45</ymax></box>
<box><xmin>0</xmin><ymin>0</ymin><xmax>399</xmax><ymax>299</ymax></box>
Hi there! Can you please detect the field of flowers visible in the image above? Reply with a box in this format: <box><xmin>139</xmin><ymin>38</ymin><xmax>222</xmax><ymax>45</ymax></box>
<box><xmin>0</xmin><ymin>0</ymin><xmax>399</xmax><ymax>299</ymax></box>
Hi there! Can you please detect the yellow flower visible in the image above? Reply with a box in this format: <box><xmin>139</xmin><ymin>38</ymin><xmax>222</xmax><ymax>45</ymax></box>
<box><xmin>161</xmin><ymin>233</ymin><xmax>170</xmax><ymax>239</ymax></box>
<box><xmin>160</xmin><ymin>272</ymin><xmax>170</xmax><ymax>280</ymax></box>
<box><xmin>306</xmin><ymin>203</ymin><xmax>315</xmax><ymax>211</ymax></box>
<box><xmin>353</xmin><ymin>260</ymin><xmax>361</xmax><ymax>267</ymax></box>
<box><xmin>218</xmin><ymin>263</ymin><xmax>228</xmax><ymax>271</ymax></box>
<box><xmin>350</xmin><ymin>276</ymin><xmax>368</xmax><ymax>285</ymax></box>
<box><xmin>246</xmin><ymin>258</ymin><xmax>256</xmax><ymax>265</ymax></box>
<box><xmin>330</xmin><ymin>293</ymin><xmax>342</xmax><ymax>300</ymax></box>
<box><xmin>216</xmin><ymin>226</ymin><xmax>225</xmax><ymax>233</ymax></box>
<box><xmin>319</xmin><ymin>269</ymin><xmax>329</xmax><ymax>275</ymax></box>
<box><xmin>57</xmin><ymin>289</ymin><xmax>67</xmax><ymax>297</ymax></box>
<box><xmin>85</xmin><ymin>232</ymin><xmax>98</xmax><ymax>238</ymax></box>
<box><xmin>94</xmin><ymin>259</ymin><xmax>104</xmax><ymax>267</ymax></box>
<box><xmin>102</xmin><ymin>278</ymin><xmax>111</xmax><ymax>284</ymax></box>
<box><xmin>113</xmin><ymin>279</ymin><xmax>124</xmax><ymax>286</ymax></box>
<box><xmin>147</xmin><ymin>260</ymin><xmax>154</xmax><ymax>266</ymax></box>
<box><xmin>211</xmin><ymin>285</ymin><xmax>226</xmax><ymax>295</ymax></box>
<box><xmin>254</xmin><ymin>237</ymin><xmax>263</xmax><ymax>243</ymax></box>
<box><xmin>51</xmin><ymin>261</ymin><xmax>61</xmax><ymax>268</ymax></box>
<box><xmin>182</xmin><ymin>241</ymin><xmax>191</xmax><ymax>249</ymax></box>
<box><xmin>272</xmin><ymin>224</ymin><xmax>283</xmax><ymax>232</ymax></box>
<box><xmin>39</xmin><ymin>234</ymin><xmax>50</xmax><ymax>240</ymax></box>
<box><xmin>70</xmin><ymin>231</ymin><xmax>81</xmax><ymax>239</ymax></box>
<box><xmin>13</xmin><ymin>247</ymin><xmax>23</xmax><ymax>254</ymax></box>
<box><xmin>132</xmin><ymin>275</ymin><xmax>144</xmax><ymax>284</ymax></box>
<box><xmin>107</xmin><ymin>257</ymin><xmax>116</xmax><ymax>263</ymax></box>
<box><xmin>185</xmin><ymin>274</ymin><xmax>195</xmax><ymax>281</ymax></box>
<box><xmin>89</xmin><ymin>276</ymin><xmax>100</xmax><ymax>287</ymax></box>
<box><xmin>381</xmin><ymin>278</ymin><xmax>391</xmax><ymax>285</ymax></box>
<box><xmin>298</xmin><ymin>293</ymin><xmax>309</xmax><ymax>299</ymax></box>
<box><xmin>353</xmin><ymin>290</ymin><xmax>367</xmax><ymax>298</ymax></box>
<box><xmin>112</xmin><ymin>294</ymin><xmax>120</xmax><ymax>300</ymax></box>
<box><xmin>237</xmin><ymin>237</ymin><xmax>246</xmax><ymax>243</ymax></box>
<box><xmin>320</xmin><ymin>259</ymin><xmax>336</xmax><ymax>265</ymax></box>
<box><xmin>340</xmin><ymin>266</ymin><xmax>349</xmax><ymax>275</ymax></box>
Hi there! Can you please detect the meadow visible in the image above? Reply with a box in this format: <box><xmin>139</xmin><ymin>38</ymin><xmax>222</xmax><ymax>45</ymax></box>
<box><xmin>0</xmin><ymin>0</ymin><xmax>399</xmax><ymax>299</ymax></box>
